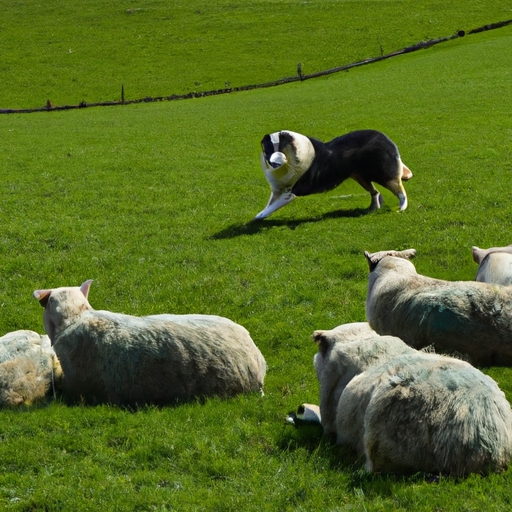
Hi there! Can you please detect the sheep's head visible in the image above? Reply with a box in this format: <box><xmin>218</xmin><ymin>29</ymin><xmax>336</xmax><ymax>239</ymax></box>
<box><xmin>33</xmin><ymin>280</ymin><xmax>93</xmax><ymax>342</ymax></box>
<box><xmin>364</xmin><ymin>249</ymin><xmax>416</xmax><ymax>273</ymax></box>
<box><xmin>472</xmin><ymin>245</ymin><xmax>512</xmax><ymax>264</ymax></box>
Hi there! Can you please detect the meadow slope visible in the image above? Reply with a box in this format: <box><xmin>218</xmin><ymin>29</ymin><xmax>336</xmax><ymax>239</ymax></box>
<box><xmin>0</xmin><ymin>20</ymin><xmax>511</xmax><ymax>512</ymax></box>
<box><xmin>1</xmin><ymin>0</ymin><xmax>512</xmax><ymax>109</ymax></box>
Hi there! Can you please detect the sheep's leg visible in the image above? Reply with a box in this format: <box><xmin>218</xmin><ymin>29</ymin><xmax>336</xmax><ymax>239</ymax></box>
<box><xmin>351</xmin><ymin>175</ymin><xmax>383</xmax><ymax>212</ymax></box>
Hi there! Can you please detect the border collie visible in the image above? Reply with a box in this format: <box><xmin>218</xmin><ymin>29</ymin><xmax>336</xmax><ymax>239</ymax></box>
<box><xmin>255</xmin><ymin>129</ymin><xmax>412</xmax><ymax>220</ymax></box>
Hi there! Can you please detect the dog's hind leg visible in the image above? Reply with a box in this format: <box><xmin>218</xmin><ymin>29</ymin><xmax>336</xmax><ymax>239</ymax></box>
<box><xmin>351</xmin><ymin>175</ymin><xmax>383</xmax><ymax>212</ymax></box>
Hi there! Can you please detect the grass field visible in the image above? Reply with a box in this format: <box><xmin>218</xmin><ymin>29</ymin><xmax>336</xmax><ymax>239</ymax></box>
<box><xmin>1</xmin><ymin>2</ymin><xmax>512</xmax><ymax>510</ymax></box>
<box><xmin>1</xmin><ymin>0</ymin><xmax>512</xmax><ymax>109</ymax></box>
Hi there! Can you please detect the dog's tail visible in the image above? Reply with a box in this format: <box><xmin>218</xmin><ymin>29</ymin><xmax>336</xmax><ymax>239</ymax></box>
<box><xmin>401</xmin><ymin>162</ymin><xmax>413</xmax><ymax>181</ymax></box>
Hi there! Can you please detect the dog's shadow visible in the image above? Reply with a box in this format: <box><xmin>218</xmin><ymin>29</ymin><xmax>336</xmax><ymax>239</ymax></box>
<box><xmin>210</xmin><ymin>208</ymin><xmax>369</xmax><ymax>240</ymax></box>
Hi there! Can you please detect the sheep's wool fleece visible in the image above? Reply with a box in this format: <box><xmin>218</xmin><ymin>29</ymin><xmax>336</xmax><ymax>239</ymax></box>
<box><xmin>339</xmin><ymin>351</ymin><xmax>512</xmax><ymax>475</ymax></box>
<box><xmin>313</xmin><ymin>322</ymin><xmax>512</xmax><ymax>476</ymax></box>
<box><xmin>366</xmin><ymin>256</ymin><xmax>512</xmax><ymax>366</ymax></box>
<box><xmin>53</xmin><ymin>310</ymin><xmax>266</xmax><ymax>406</ymax></box>
<box><xmin>313</xmin><ymin>322</ymin><xmax>412</xmax><ymax>434</ymax></box>
<box><xmin>0</xmin><ymin>330</ymin><xmax>59</xmax><ymax>407</ymax></box>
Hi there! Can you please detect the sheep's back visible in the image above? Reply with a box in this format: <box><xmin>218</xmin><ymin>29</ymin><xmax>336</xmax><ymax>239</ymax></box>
<box><xmin>367</xmin><ymin>272</ymin><xmax>512</xmax><ymax>366</ymax></box>
<box><xmin>53</xmin><ymin>312</ymin><xmax>266</xmax><ymax>406</ymax></box>
<box><xmin>338</xmin><ymin>353</ymin><xmax>512</xmax><ymax>475</ymax></box>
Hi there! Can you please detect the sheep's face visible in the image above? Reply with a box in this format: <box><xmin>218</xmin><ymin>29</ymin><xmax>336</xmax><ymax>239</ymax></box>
<box><xmin>33</xmin><ymin>280</ymin><xmax>93</xmax><ymax>343</ymax></box>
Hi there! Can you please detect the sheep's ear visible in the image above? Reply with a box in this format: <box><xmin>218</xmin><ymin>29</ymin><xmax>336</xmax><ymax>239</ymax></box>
<box><xmin>364</xmin><ymin>251</ymin><xmax>379</xmax><ymax>272</ymax></box>
<box><xmin>33</xmin><ymin>289</ymin><xmax>52</xmax><ymax>308</ymax></box>
<box><xmin>396</xmin><ymin>248</ymin><xmax>417</xmax><ymax>260</ymax></box>
<box><xmin>472</xmin><ymin>246</ymin><xmax>484</xmax><ymax>264</ymax></box>
<box><xmin>312</xmin><ymin>331</ymin><xmax>332</xmax><ymax>356</ymax></box>
<box><xmin>387</xmin><ymin>249</ymin><xmax>417</xmax><ymax>260</ymax></box>
<box><xmin>80</xmin><ymin>280</ymin><xmax>93</xmax><ymax>298</ymax></box>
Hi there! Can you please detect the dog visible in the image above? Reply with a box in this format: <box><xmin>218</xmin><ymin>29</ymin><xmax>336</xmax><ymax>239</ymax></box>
<box><xmin>254</xmin><ymin>129</ymin><xmax>412</xmax><ymax>220</ymax></box>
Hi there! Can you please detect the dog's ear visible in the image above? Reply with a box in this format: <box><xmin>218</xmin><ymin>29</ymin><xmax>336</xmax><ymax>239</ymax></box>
<box><xmin>261</xmin><ymin>134</ymin><xmax>274</xmax><ymax>157</ymax></box>
<box><xmin>278</xmin><ymin>131</ymin><xmax>295</xmax><ymax>151</ymax></box>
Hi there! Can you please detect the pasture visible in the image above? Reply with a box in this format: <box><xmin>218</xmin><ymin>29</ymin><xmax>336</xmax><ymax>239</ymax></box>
<box><xmin>2</xmin><ymin>0</ymin><xmax>512</xmax><ymax>109</ymax></box>
<box><xmin>1</xmin><ymin>1</ymin><xmax>512</xmax><ymax>510</ymax></box>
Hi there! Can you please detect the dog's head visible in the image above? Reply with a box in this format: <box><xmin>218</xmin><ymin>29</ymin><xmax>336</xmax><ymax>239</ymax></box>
<box><xmin>254</xmin><ymin>130</ymin><xmax>315</xmax><ymax>220</ymax></box>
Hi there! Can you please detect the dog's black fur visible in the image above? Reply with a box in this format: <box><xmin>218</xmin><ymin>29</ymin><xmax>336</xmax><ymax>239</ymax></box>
<box><xmin>262</xmin><ymin>130</ymin><xmax>402</xmax><ymax>197</ymax></box>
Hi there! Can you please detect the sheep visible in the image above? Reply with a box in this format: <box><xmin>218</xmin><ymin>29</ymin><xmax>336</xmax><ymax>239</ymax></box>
<box><xmin>254</xmin><ymin>129</ymin><xmax>412</xmax><ymax>220</ymax></box>
<box><xmin>472</xmin><ymin>244</ymin><xmax>512</xmax><ymax>285</ymax></box>
<box><xmin>364</xmin><ymin>249</ymin><xmax>512</xmax><ymax>366</ymax></box>
<box><xmin>313</xmin><ymin>322</ymin><xmax>512</xmax><ymax>476</ymax></box>
<box><xmin>0</xmin><ymin>330</ymin><xmax>62</xmax><ymax>407</ymax></box>
<box><xmin>312</xmin><ymin>322</ymin><xmax>411</xmax><ymax>435</ymax></box>
<box><xmin>33</xmin><ymin>280</ymin><xmax>266</xmax><ymax>407</ymax></box>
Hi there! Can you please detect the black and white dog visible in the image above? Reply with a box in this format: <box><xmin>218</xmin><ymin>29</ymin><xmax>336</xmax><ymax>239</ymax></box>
<box><xmin>255</xmin><ymin>130</ymin><xmax>412</xmax><ymax>220</ymax></box>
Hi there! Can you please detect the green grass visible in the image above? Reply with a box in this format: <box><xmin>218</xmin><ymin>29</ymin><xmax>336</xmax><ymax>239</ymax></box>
<box><xmin>1</xmin><ymin>6</ymin><xmax>512</xmax><ymax>512</ymax></box>
<box><xmin>1</xmin><ymin>0</ymin><xmax>512</xmax><ymax>109</ymax></box>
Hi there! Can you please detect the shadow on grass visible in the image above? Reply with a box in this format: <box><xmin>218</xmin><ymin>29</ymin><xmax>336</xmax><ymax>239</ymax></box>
<box><xmin>210</xmin><ymin>207</ymin><xmax>369</xmax><ymax>240</ymax></box>
<box><xmin>277</xmin><ymin>423</ymin><xmax>445</xmax><ymax>491</ymax></box>
<box><xmin>277</xmin><ymin>421</ymin><xmax>360</xmax><ymax>470</ymax></box>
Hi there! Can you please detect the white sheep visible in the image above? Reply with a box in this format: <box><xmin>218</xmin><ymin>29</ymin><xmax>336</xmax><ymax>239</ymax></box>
<box><xmin>33</xmin><ymin>280</ymin><xmax>266</xmax><ymax>407</ymax></box>
<box><xmin>472</xmin><ymin>245</ymin><xmax>512</xmax><ymax>285</ymax></box>
<box><xmin>312</xmin><ymin>322</ymin><xmax>411</xmax><ymax>435</ymax></box>
<box><xmin>0</xmin><ymin>330</ymin><xmax>62</xmax><ymax>407</ymax></box>
<box><xmin>364</xmin><ymin>249</ymin><xmax>512</xmax><ymax>366</ymax></box>
<box><xmin>313</xmin><ymin>322</ymin><xmax>512</xmax><ymax>476</ymax></box>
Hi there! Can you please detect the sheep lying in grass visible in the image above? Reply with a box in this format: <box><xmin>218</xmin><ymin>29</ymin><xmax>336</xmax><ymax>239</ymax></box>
<box><xmin>313</xmin><ymin>322</ymin><xmax>512</xmax><ymax>476</ymax></box>
<box><xmin>33</xmin><ymin>280</ymin><xmax>266</xmax><ymax>407</ymax></box>
<box><xmin>364</xmin><ymin>249</ymin><xmax>512</xmax><ymax>366</ymax></box>
<box><xmin>472</xmin><ymin>245</ymin><xmax>512</xmax><ymax>285</ymax></box>
<box><xmin>312</xmin><ymin>322</ymin><xmax>410</xmax><ymax>434</ymax></box>
<box><xmin>0</xmin><ymin>330</ymin><xmax>62</xmax><ymax>407</ymax></box>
